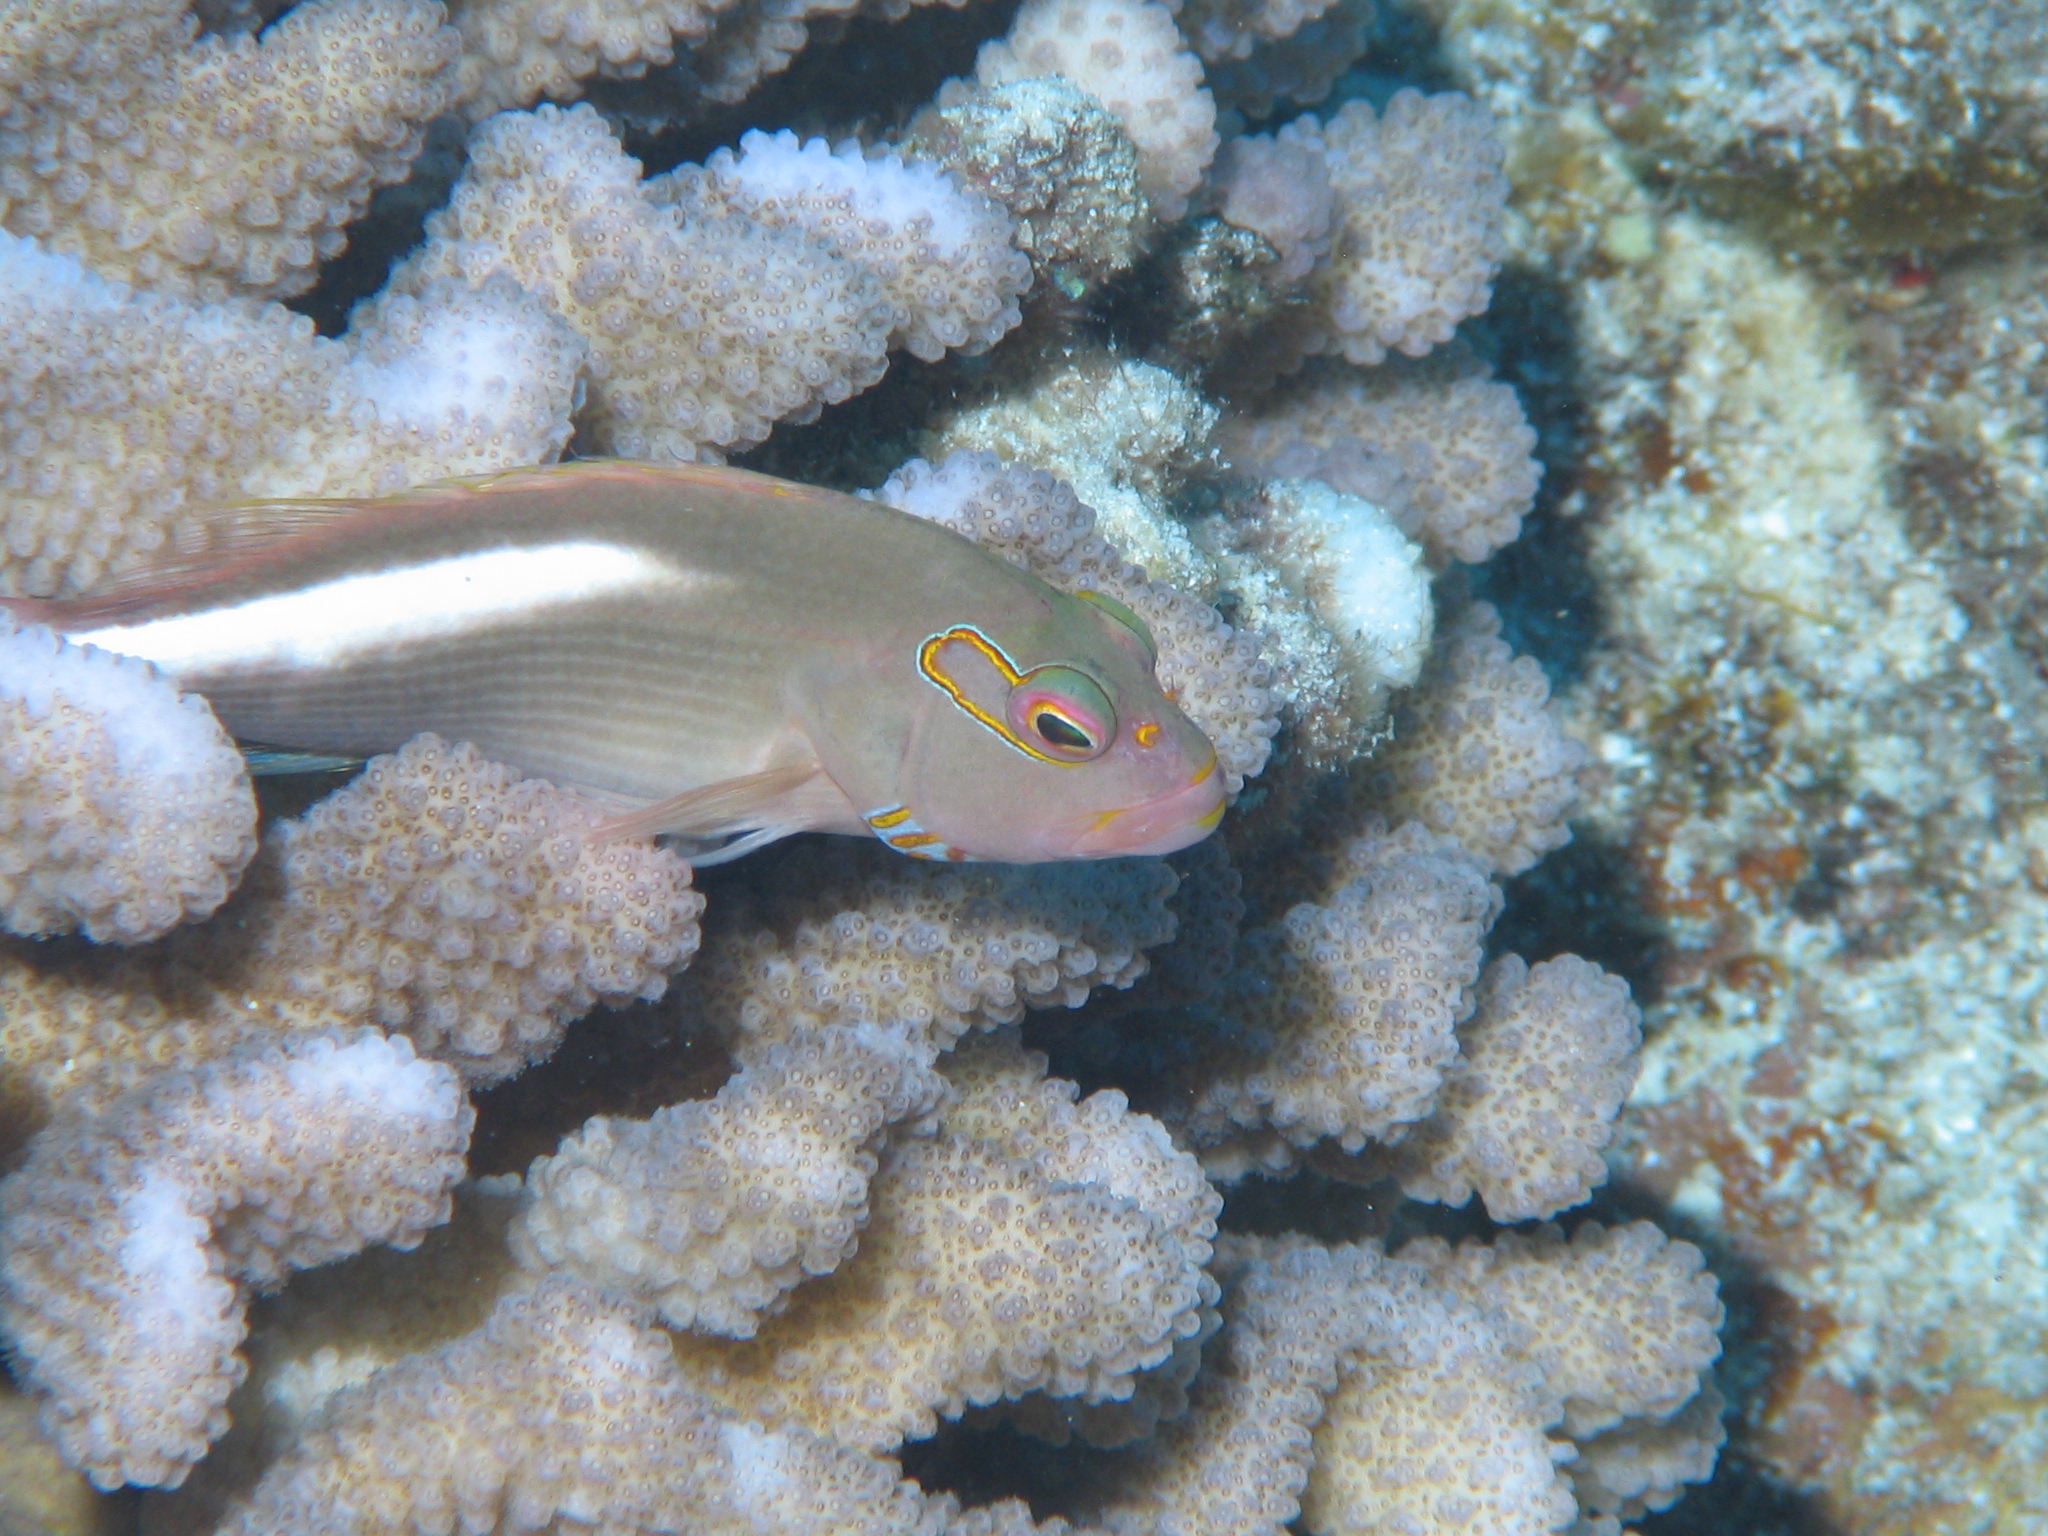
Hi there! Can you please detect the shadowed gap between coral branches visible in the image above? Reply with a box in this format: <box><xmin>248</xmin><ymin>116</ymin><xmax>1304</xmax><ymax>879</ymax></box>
<box><xmin>283</xmin><ymin>0</ymin><xmax>1025</xmax><ymax>337</ymax></box>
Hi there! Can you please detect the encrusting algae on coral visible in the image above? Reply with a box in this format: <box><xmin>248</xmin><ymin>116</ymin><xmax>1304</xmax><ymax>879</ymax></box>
<box><xmin>0</xmin><ymin>0</ymin><xmax>1762</xmax><ymax>1531</ymax></box>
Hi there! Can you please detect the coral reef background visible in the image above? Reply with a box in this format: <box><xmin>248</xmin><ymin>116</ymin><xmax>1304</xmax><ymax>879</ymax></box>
<box><xmin>3</xmin><ymin>0</ymin><xmax>2045</xmax><ymax>1531</ymax></box>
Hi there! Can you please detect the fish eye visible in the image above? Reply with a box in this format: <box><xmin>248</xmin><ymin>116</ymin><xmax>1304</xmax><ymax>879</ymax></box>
<box><xmin>1007</xmin><ymin>665</ymin><xmax>1115</xmax><ymax>763</ymax></box>
<box><xmin>1033</xmin><ymin>711</ymin><xmax>1095</xmax><ymax>751</ymax></box>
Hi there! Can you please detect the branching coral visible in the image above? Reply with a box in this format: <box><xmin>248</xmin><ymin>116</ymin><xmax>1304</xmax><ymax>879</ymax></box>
<box><xmin>0</xmin><ymin>0</ymin><xmax>459</xmax><ymax>303</ymax></box>
<box><xmin>674</xmin><ymin>836</ymin><xmax>1180</xmax><ymax>1057</ymax></box>
<box><xmin>0</xmin><ymin>0</ymin><xmax>1739</xmax><ymax>1527</ymax></box>
<box><xmin>1</xmin><ymin>620</ymin><xmax>256</xmax><ymax>945</ymax></box>
<box><xmin>1086</xmin><ymin>1224</ymin><xmax>1720</xmax><ymax>1536</ymax></box>
<box><xmin>0</xmin><ymin>230</ymin><xmax>583</xmax><ymax>597</ymax></box>
<box><xmin>219</xmin><ymin>1274</ymin><xmax>937</xmax><ymax>1536</ymax></box>
<box><xmin>1367</xmin><ymin>602</ymin><xmax>1585</xmax><ymax>877</ymax></box>
<box><xmin>210</xmin><ymin>734</ymin><xmax>705</xmax><ymax>1085</ymax></box>
<box><xmin>1214</xmin><ymin>91</ymin><xmax>1508</xmax><ymax>382</ymax></box>
<box><xmin>664</xmin><ymin>1033</ymin><xmax>1219</xmax><ymax>1453</ymax></box>
<box><xmin>1305</xmin><ymin>90</ymin><xmax>1509</xmax><ymax>367</ymax></box>
<box><xmin>392</xmin><ymin>103</ymin><xmax>1026</xmax><ymax>462</ymax></box>
<box><xmin>973</xmin><ymin>0</ymin><xmax>1218</xmax><ymax>222</ymax></box>
<box><xmin>1372</xmin><ymin>955</ymin><xmax>1642</xmax><ymax>1222</ymax></box>
<box><xmin>1190</xmin><ymin>477</ymin><xmax>1433</xmax><ymax>765</ymax></box>
<box><xmin>1218</xmin><ymin>353</ymin><xmax>1541</xmax><ymax>568</ymax></box>
<box><xmin>0</xmin><ymin>1030</ymin><xmax>471</xmax><ymax>1490</ymax></box>
<box><xmin>389</xmin><ymin>102</ymin><xmax>893</xmax><ymax>461</ymax></box>
<box><xmin>913</xmin><ymin>388</ymin><xmax>1434</xmax><ymax>774</ymax></box>
<box><xmin>1181</xmin><ymin>819</ymin><xmax>1502</xmax><ymax>1167</ymax></box>
<box><xmin>1206</xmin><ymin>123</ymin><xmax>1334</xmax><ymax>287</ymax></box>
<box><xmin>446</xmin><ymin>0</ymin><xmax>728</xmax><ymax>118</ymax></box>
<box><xmin>0</xmin><ymin>732</ymin><xmax>703</xmax><ymax>1160</ymax></box>
<box><xmin>510</xmin><ymin>1023</ymin><xmax>944</xmax><ymax>1335</ymax></box>
<box><xmin>670</xmin><ymin>130</ymin><xmax>1032</xmax><ymax>363</ymax></box>
<box><xmin>907</xmin><ymin>78</ymin><xmax>1154</xmax><ymax>294</ymax></box>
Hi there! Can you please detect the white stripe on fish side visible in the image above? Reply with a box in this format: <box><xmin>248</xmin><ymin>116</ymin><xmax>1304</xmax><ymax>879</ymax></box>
<box><xmin>75</xmin><ymin>542</ymin><xmax>704</xmax><ymax>674</ymax></box>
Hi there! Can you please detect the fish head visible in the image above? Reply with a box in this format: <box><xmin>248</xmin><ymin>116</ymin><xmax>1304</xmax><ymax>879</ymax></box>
<box><xmin>868</xmin><ymin>587</ymin><xmax>1224</xmax><ymax>863</ymax></box>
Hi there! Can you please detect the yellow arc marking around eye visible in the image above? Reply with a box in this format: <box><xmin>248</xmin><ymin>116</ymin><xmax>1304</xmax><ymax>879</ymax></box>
<box><xmin>917</xmin><ymin>625</ymin><xmax>1080</xmax><ymax>767</ymax></box>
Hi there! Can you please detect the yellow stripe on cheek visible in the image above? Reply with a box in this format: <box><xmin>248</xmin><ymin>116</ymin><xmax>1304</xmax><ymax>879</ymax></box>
<box><xmin>868</xmin><ymin>807</ymin><xmax>914</xmax><ymax>829</ymax></box>
<box><xmin>916</xmin><ymin>625</ymin><xmax>1075</xmax><ymax>767</ymax></box>
<box><xmin>890</xmin><ymin>832</ymin><xmax>943</xmax><ymax>850</ymax></box>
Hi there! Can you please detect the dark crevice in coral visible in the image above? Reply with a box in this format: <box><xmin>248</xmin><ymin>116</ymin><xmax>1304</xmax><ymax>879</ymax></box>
<box><xmin>1488</xmin><ymin>827</ymin><xmax>1671</xmax><ymax>1009</ymax></box>
<box><xmin>285</xmin><ymin>0</ymin><xmax>1018</xmax><ymax>339</ymax></box>
<box><xmin>899</xmin><ymin>1417</ymin><xmax>1130</xmax><ymax>1528</ymax></box>
<box><xmin>1021</xmin><ymin>1005</ymin><xmax>1199</xmax><ymax>1111</ymax></box>
<box><xmin>284</xmin><ymin>114</ymin><xmax>469</xmax><ymax>337</ymax></box>
<box><xmin>1461</xmin><ymin>263</ymin><xmax>1602</xmax><ymax>691</ymax></box>
<box><xmin>734</xmin><ymin>350</ymin><xmax>978</xmax><ymax>492</ymax></box>
<box><xmin>1637</xmin><ymin>1448</ymin><xmax>1842</xmax><ymax>1536</ymax></box>
<box><xmin>611</xmin><ymin>0</ymin><xmax>1024</xmax><ymax>175</ymax></box>
<box><xmin>1327</xmin><ymin>0</ymin><xmax>1459</xmax><ymax>114</ymax></box>
<box><xmin>467</xmin><ymin>1000</ymin><xmax>730</xmax><ymax>1179</ymax></box>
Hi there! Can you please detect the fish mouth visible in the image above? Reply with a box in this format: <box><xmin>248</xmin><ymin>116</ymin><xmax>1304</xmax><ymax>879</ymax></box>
<box><xmin>1065</xmin><ymin>755</ymin><xmax>1226</xmax><ymax>858</ymax></box>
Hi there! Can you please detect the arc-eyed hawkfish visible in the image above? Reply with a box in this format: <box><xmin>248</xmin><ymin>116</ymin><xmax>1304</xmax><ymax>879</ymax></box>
<box><xmin>2</xmin><ymin>461</ymin><xmax>1225</xmax><ymax>864</ymax></box>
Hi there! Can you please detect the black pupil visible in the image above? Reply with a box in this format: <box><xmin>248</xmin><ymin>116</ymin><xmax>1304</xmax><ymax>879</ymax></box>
<box><xmin>1034</xmin><ymin>711</ymin><xmax>1093</xmax><ymax>751</ymax></box>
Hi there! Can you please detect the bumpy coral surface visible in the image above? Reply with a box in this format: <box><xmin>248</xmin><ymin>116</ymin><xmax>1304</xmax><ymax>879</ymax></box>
<box><xmin>1092</xmin><ymin>1227</ymin><xmax>1721</xmax><ymax>1536</ymax></box>
<box><xmin>221</xmin><ymin>1274</ymin><xmax>935</xmax><ymax>1536</ymax></box>
<box><xmin>908</xmin><ymin>78</ymin><xmax>1153</xmax><ymax>293</ymax></box>
<box><xmin>393</xmin><ymin>103</ymin><xmax>893</xmax><ymax>461</ymax></box>
<box><xmin>511</xmin><ymin>1023</ymin><xmax>943</xmax><ymax>1334</ymax></box>
<box><xmin>0</xmin><ymin>1031</ymin><xmax>470</xmax><ymax>1489</ymax></box>
<box><xmin>1193</xmin><ymin>476</ymin><xmax>1432</xmax><ymax>766</ymax></box>
<box><xmin>0</xmin><ymin>2</ymin><xmax>1755</xmax><ymax>1529</ymax></box>
<box><xmin>1305</xmin><ymin>90</ymin><xmax>1510</xmax><ymax>367</ymax></box>
<box><xmin>1207</xmin><ymin>122</ymin><xmax>1334</xmax><ymax>285</ymax></box>
<box><xmin>678</xmin><ymin>836</ymin><xmax>1179</xmax><ymax>1054</ymax></box>
<box><xmin>1369</xmin><ymin>601</ymin><xmax>1585</xmax><ymax>877</ymax></box>
<box><xmin>975</xmin><ymin>0</ymin><xmax>1217</xmax><ymax>222</ymax></box>
<box><xmin>1183</xmin><ymin>820</ymin><xmax>1501</xmax><ymax>1163</ymax></box>
<box><xmin>1384</xmin><ymin>954</ymin><xmax>1642</xmax><ymax>1222</ymax></box>
<box><xmin>0</xmin><ymin>622</ymin><xmax>256</xmax><ymax>944</ymax></box>
<box><xmin>229</xmin><ymin>734</ymin><xmax>704</xmax><ymax>1084</ymax></box>
<box><xmin>669</xmin><ymin>1034</ymin><xmax>1217</xmax><ymax>1452</ymax></box>
<box><xmin>1219</xmin><ymin>353</ymin><xmax>1541</xmax><ymax>567</ymax></box>
<box><xmin>0</xmin><ymin>0</ymin><xmax>458</xmax><ymax>302</ymax></box>
<box><xmin>676</xmin><ymin>131</ymin><xmax>1032</xmax><ymax>362</ymax></box>
<box><xmin>0</xmin><ymin>231</ymin><xmax>583</xmax><ymax>597</ymax></box>
<box><xmin>448</xmin><ymin>0</ymin><xmax>723</xmax><ymax>116</ymax></box>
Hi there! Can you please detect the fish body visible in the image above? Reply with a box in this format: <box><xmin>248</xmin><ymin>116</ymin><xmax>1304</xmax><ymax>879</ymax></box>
<box><xmin>6</xmin><ymin>461</ymin><xmax>1223</xmax><ymax>863</ymax></box>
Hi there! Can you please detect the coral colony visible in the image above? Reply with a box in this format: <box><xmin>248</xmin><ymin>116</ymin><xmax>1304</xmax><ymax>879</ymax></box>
<box><xmin>3</xmin><ymin>0</ymin><xmax>2039</xmax><ymax>1530</ymax></box>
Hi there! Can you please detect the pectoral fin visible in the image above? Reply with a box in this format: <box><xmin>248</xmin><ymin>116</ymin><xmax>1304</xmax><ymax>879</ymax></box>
<box><xmin>586</xmin><ymin>761</ymin><xmax>850</xmax><ymax>860</ymax></box>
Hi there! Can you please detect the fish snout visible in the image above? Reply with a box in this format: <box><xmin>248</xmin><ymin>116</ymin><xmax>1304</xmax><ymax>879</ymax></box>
<box><xmin>1065</xmin><ymin>754</ymin><xmax>1225</xmax><ymax>858</ymax></box>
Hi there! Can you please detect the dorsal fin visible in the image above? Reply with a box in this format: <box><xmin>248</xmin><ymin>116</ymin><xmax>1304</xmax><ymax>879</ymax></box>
<box><xmin>20</xmin><ymin>459</ymin><xmax>890</xmax><ymax>629</ymax></box>
<box><xmin>12</xmin><ymin>463</ymin><xmax>624</xmax><ymax>626</ymax></box>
